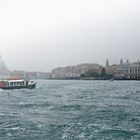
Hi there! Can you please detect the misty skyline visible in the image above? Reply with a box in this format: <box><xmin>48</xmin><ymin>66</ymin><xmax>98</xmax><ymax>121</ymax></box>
<box><xmin>0</xmin><ymin>0</ymin><xmax>140</xmax><ymax>72</ymax></box>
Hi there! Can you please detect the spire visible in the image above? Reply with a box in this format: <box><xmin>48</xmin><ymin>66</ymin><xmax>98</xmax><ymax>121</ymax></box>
<box><xmin>120</xmin><ymin>58</ymin><xmax>123</xmax><ymax>64</ymax></box>
<box><xmin>126</xmin><ymin>59</ymin><xmax>129</xmax><ymax>63</ymax></box>
<box><xmin>106</xmin><ymin>58</ymin><xmax>109</xmax><ymax>67</ymax></box>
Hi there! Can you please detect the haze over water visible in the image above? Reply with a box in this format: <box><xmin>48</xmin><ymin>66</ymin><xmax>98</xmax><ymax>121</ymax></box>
<box><xmin>1</xmin><ymin>0</ymin><xmax>140</xmax><ymax>71</ymax></box>
<box><xmin>0</xmin><ymin>80</ymin><xmax>140</xmax><ymax>140</ymax></box>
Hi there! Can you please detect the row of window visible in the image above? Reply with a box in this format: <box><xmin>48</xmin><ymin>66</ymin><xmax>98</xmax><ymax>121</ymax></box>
<box><xmin>9</xmin><ymin>81</ymin><xmax>25</xmax><ymax>86</ymax></box>
<box><xmin>0</xmin><ymin>81</ymin><xmax>25</xmax><ymax>86</ymax></box>
<box><xmin>129</xmin><ymin>76</ymin><xmax>140</xmax><ymax>79</ymax></box>
<box><xmin>129</xmin><ymin>69</ymin><xmax>140</xmax><ymax>74</ymax></box>
<box><xmin>118</xmin><ymin>69</ymin><xmax>140</xmax><ymax>74</ymax></box>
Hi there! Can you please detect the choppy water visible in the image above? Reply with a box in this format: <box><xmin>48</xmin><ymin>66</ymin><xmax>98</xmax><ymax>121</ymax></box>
<box><xmin>0</xmin><ymin>80</ymin><xmax>140</xmax><ymax>140</ymax></box>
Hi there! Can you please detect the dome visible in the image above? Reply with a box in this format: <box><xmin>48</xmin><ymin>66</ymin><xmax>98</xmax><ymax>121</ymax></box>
<box><xmin>0</xmin><ymin>55</ymin><xmax>8</xmax><ymax>75</ymax></box>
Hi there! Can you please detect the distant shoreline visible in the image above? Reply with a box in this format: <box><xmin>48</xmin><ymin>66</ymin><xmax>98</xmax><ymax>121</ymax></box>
<box><xmin>39</xmin><ymin>78</ymin><xmax>140</xmax><ymax>81</ymax></box>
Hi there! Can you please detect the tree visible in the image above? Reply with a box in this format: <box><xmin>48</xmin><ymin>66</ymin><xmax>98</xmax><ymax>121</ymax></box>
<box><xmin>85</xmin><ymin>69</ymin><xmax>99</xmax><ymax>77</ymax></box>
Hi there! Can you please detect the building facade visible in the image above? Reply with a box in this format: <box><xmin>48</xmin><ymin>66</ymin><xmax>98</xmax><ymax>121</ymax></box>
<box><xmin>52</xmin><ymin>63</ymin><xmax>102</xmax><ymax>79</ymax></box>
<box><xmin>105</xmin><ymin>59</ymin><xmax>116</xmax><ymax>75</ymax></box>
<box><xmin>115</xmin><ymin>61</ymin><xmax>140</xmax><ymax>80</ymax></box>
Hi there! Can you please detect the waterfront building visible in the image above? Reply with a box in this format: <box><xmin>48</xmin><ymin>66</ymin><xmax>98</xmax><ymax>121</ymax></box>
<box><xmin>10</xmin><ymin>70</ymin><xmax>52</xmax><ymax>79</ymax></box>
<box><xmin>115</xmin><ymin>60</ymin><xmax>140</xmax><ymax>80</ymax></box>
<box><xmin>52</xmin><ymin>66</ymin><xmax>81</xmax><ymax>79</ymax></box>
<box><xmin>52</xmin><ymin>63</ymin><xmax>102</xmax><ymax>79</ymax></box>
<box><xmin>106</xmin><ymin>65</ymin><xmax>116</xmax><ymax>75</ymax></box>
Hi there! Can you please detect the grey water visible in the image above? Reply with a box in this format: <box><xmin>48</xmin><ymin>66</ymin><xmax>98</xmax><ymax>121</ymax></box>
<box><xmin>0</xmin><ymin>80</ymin><xmax>140</xmax><ymax>140</ymax></box>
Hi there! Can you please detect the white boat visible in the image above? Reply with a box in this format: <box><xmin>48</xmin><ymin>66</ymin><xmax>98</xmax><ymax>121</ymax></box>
<box><xmin>0</xmin><ymin>78</ymin><xmax>36</xmax><ymax>90</ymax></box>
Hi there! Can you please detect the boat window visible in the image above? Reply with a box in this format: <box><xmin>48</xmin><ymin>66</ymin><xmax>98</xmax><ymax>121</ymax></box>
<box><xmin>19</xmin><ymin>81</ymin><xmax>24</xmax><ymax>85</ymax></box>
<box><xmin>10</xmin><ymin>82</ymin><xmax>13</xmax><ymax>86</ymax></box>
<box><xmin>0</xmin><ymin>81</ymin><xmax>5</xmax><ymax>85</ymax></box>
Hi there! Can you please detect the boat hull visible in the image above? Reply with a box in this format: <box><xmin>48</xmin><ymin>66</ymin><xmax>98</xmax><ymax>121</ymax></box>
<box><xmin>0</xmin><ymin>83</ymin><xmax>36</xmax><ymax>90</ymax></box>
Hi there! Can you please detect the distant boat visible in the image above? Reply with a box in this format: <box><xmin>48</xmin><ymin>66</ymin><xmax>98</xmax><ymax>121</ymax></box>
<box><xmin>0</xmin><ymin>78</ymin><xmax>36</xmax><ymax>90</ymax></box>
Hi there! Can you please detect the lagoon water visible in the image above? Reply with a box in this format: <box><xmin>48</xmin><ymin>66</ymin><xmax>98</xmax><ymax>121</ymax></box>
<box><xmin>0</xmin><ymin>80</ymin><xmax>140</xmax><ymax>140</ymax></box>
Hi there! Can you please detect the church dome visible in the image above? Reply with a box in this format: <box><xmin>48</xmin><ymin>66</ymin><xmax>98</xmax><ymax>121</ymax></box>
<box><xmin>0</xmin><ymin>55</ymin><xmax>8</xmax><ymax>75</ymax></box>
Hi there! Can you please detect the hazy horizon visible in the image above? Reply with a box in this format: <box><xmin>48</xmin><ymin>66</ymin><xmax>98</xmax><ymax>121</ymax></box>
<box><xmin>0</xmin><ymin>0</ymin><xmax>140</xmax><ymax>72</ymax></box>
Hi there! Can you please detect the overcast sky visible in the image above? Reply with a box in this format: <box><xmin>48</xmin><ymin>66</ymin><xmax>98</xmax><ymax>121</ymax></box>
<box><xmin>0</xmin><ymin>0</ymin><xmax>140</xmax><ymax>72</ymax></box>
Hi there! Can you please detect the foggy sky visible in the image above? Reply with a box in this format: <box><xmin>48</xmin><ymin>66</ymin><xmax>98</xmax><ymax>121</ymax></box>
<box><xmin>0</xmin><ymin>0</ymin><xmax>140</xmax><ymax>72</ymax></box>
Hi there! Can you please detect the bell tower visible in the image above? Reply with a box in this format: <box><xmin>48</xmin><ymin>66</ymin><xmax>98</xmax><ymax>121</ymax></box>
<box><xmin>106</xmin><ymin>58</ymin><xmax>109</xmax><ymax>67</ymax></box>
<box><xmin>120</xmin><ymin>58</ymin><xmax>123</xmax><ymax>64</ymax></box>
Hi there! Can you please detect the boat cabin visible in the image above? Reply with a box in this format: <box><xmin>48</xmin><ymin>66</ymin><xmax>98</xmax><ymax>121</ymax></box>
<box><xmin>0</xmin><ymin>79</ymin><xmax>36</xmax><ymax>90</ymax></box>
<box><xmin>0</xmin><ymin>80</ymin><xmax>26</xmax><ymax>87</ymax></box>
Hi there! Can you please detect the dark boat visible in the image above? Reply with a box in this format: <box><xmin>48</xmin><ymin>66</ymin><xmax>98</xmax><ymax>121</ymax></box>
<box><xmin>0</xmin><ymin>78</ymin><xmax>36</xmax><ymax>90</ymax></box>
